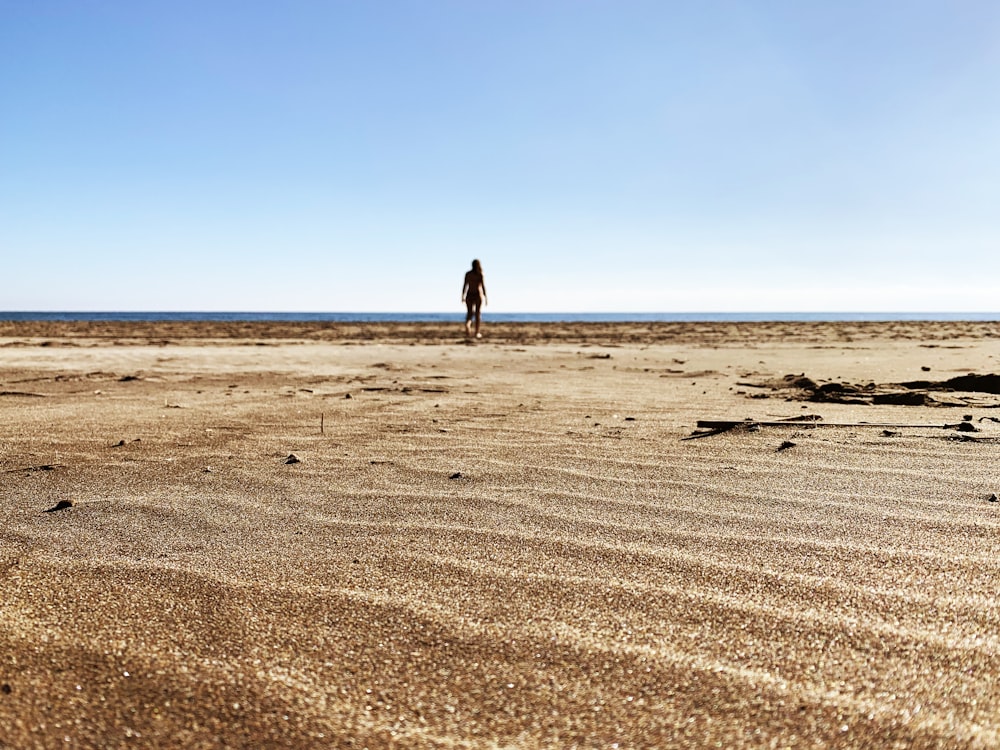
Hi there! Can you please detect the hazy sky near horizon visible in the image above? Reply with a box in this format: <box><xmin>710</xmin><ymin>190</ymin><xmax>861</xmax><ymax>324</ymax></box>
<box><xmin>2</xmin><ymin>1</ymin><xmax>999</xmax><ymax>312</ymax></box>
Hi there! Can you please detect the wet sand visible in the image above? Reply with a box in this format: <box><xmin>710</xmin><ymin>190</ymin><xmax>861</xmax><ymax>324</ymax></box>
<box><xmin>2</xmin><ymin>321</ymin><xmax>999</xmax><ymax>748</ymax></box>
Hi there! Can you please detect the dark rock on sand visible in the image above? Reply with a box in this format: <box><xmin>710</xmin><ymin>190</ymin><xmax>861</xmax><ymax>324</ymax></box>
<box><xmin>872</xmin><ymin>392</ymin><xmax>934</xmax><ymax>406</ymax></box>
<box><xmin>943</xmin><ymin>374</ymin><xmax>1000</xmax><ymax>394</ymax></box>
<box><xmin>900</xmin><ymin>373</ymin><xmax>1000</xmax><ymax>394</ymax></box>
<box><xmin>817</xmin><ymin>382</ymin><xmax>856</xmax><ymax>394</ymax></box>
<box><xmin>44</xmin><ymin>499</ymin><xmax>75</xmax><ymax>512</ymax></box>
<box><xmin>806</xmin><ymin>382</ymin><xmax>872</xmax><ymax>405</ymax></box>
<box><xmin>782</xmin><ymin>374</ymin><xmax>818</xmax><ymax>390</ymax></box>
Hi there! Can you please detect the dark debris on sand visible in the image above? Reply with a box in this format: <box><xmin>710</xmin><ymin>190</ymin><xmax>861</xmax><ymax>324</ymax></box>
<box><xmin>738</xmin><ymin>372</ymin><xmax>1000</xmax><ymax>407</ymax></box>
<box><xmin>44</xmin><ymin>499</ymin><xmax>75</xmax><ymax>512</ymax></box>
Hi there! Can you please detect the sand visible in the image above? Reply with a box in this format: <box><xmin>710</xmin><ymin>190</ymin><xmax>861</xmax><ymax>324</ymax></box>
<box><xmin>1</xmin><ymin>321</ymin><xmax>999</xmax><ymax>748</ymax></box>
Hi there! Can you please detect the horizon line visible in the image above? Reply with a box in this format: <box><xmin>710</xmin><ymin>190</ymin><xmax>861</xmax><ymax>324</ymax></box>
<box><xmin>4</xmin><ymin>310</ymin><xmax>1000</xmax><ymax>315</ymax></box>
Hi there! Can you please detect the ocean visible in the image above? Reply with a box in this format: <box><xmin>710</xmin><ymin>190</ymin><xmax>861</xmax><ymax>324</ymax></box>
<box><xmin>1</xmin><ymin>312</ymin><xmax>999</xmax><ymax>323</ymax></box>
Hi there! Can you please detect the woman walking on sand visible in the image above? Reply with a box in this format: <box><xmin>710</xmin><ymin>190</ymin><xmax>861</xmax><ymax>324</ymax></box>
<box><xmin>462</xmin><ymin>259</ymin><xmax>487</xmax><ymax>338</ymax></box>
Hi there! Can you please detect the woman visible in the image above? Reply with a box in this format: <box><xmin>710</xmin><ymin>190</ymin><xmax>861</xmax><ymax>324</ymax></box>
<box><xmin>461</xmin><ymin>259</ymin><xmax>487</xmax><ymax>338</ymax></box>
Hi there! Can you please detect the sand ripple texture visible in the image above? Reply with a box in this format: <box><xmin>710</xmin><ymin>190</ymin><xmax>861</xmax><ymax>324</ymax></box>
<box><xmin>1</xmin><ymin>322</ymin><xmax>1000</xmax><ymax>748</ymax></box>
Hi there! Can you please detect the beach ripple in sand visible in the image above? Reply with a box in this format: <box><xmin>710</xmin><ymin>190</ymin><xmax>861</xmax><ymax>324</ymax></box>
<box><xmin>1</xmin><ymin>323</ymin><xmax>999</xmax><ymax>748</ymax></box>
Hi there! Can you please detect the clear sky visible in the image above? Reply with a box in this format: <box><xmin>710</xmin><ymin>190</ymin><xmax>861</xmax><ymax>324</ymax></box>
<box><xmin>2</xmin><ymin>1</ymin><xmax>999</xmax><ymax>312</ymax></box>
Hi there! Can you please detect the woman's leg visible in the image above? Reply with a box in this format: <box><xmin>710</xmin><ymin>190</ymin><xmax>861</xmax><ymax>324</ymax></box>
<box><xmin>465</xmin><ymin>300</ymin><xmax>476</xmax><ymax>336</ymax></box>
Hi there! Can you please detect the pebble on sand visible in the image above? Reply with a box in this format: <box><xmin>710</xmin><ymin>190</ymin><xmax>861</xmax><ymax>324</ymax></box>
<box><xmin>777</xmin><ymin>440</ymin><xmax>797</xmax><ymax>452</ymax></box>
<box><xmin>285</xmin><ymin>454</ymin><xmax>301</xmax><ymax>464</ymax></box>
<box><xmin>44</xmin><ymin>499</ymin><xmax>75</xmax><ymax>512</ymax></box>
<box><xmin>988</xmin><ymin>493</ymin><xmax>998</xmax><ymax>503</ymax></box>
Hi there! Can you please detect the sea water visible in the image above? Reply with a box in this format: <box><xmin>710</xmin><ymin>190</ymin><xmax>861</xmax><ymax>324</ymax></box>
<box><xmin>1</xmin><ymin>312</ymin><xmax>999</xmax><ymax>323</ymax></box>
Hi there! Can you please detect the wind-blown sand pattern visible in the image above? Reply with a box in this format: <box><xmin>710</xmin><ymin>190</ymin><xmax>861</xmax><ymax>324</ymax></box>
<box><xmin>2</xmin><ymin>321</ymin><xmax>999</xmax><ymax>748</ymax></box>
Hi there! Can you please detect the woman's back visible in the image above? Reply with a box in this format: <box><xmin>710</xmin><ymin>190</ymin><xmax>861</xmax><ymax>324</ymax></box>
<box><xmin>464</xmin><ymin>269</ymin><xmax>483</xmax><ymax>299</ymax></box>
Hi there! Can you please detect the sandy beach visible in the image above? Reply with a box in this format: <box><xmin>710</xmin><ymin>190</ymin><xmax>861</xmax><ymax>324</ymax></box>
<box><xmin>2</xmin><ymin>320</ymin><xmax>999</xmax><ymax>749</ymax></box>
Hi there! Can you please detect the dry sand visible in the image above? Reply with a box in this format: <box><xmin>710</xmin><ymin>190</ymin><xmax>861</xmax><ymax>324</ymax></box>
<box><xmin>2</xmin><ymin>321</ymin><xmax>999</xmax><ymax>749</ymax></box>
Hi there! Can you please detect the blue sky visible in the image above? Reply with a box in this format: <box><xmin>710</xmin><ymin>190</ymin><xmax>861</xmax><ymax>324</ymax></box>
<box><xmin>2</xmin><ymin>1</ymin><xmax>998</xmax><ymax>312</ymax></box>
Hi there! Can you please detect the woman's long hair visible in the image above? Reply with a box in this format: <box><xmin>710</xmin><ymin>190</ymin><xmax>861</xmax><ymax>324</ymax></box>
<box><xmin>471</xmin><ymin>259</ymin><xmax>482</xmax><ymax>274</ymax></box>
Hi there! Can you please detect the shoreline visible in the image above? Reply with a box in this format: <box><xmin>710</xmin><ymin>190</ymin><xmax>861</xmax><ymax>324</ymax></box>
<box><xmin>2</xmin><ymin>318</ymin><xmax>999</xmax><ymax>345</ymax></box>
